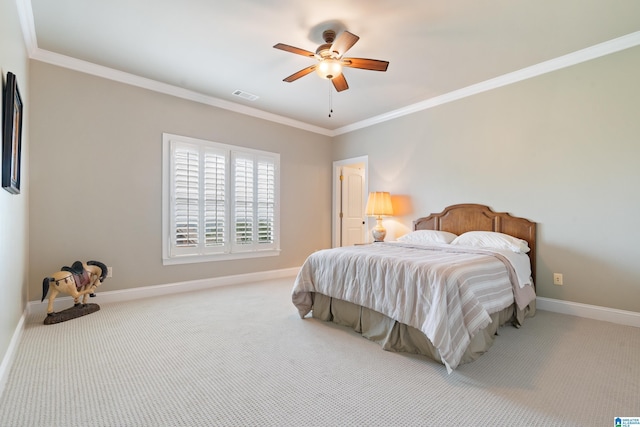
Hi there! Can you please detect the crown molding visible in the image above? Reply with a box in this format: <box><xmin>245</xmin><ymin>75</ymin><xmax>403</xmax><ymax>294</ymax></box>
<box><xmin>16</xmin><ymin>0</ymin><xmax>640</xmax><ymax>137</ymax></box>
<box><xmin>333</xmin><ymin>31</ymin><xmax>640</xmax><ymax>136</ymax></box>
<box><xmin>15</xmin><ymin>0</ymin><xmax>37</xmax><ymax>56</ymax></box>
<box><xmin>16</xmin><ymin>1</ymin><xmax>331</xmax><ymax>135</ymax></box>
<box><xmin>29</xmin><ymin>48</ymin><xmax>334</xmax><ymax>137</ymax></box>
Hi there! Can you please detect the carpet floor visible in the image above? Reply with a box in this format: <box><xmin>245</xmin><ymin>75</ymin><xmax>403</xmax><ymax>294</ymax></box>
<box><xmin>0</xmin><ymin>277</ymin><xmax>638</xmax><ymax>426</ymax></box>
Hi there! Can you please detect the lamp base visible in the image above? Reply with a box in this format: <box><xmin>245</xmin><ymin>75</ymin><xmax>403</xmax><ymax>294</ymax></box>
<box><xmin>372</xmin><ymin>218</ymin><xmax>386</xmax><ymax>242</ymax></box>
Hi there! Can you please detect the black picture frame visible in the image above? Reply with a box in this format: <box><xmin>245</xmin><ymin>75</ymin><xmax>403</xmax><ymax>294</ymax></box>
<box><xmin>2</xmin><ymin>72</ymin><xmax>23</xmax><ymax>194</ymax></box>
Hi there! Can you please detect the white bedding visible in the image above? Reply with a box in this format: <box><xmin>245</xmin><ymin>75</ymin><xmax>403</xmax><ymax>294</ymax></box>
<box><xmin>292</xmin><ymin>242</ymin><xmax>536</xmax><ymax>372</ymax></box>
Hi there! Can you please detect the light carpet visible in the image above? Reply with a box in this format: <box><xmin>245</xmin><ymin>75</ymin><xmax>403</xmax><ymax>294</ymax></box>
<box><xmin>0</xmin><ymin>277</ymin><xmax>638</xmax><ymax>426</ymax></box>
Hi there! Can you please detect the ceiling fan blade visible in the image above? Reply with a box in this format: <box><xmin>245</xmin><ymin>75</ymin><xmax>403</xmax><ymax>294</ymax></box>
<box><xmin>330</xmin><ymin>31</ymin><xmax>359</xmax><ymax>58</ymax></box>
<box><xmin>342</xmin><ymin>57</ymin><xmax>389</xmax><ymax>72</ymax></box>
<box><xmin>332</xmin><ymin>74</ymin><xmax>349</xmax><ymax>92</ymax></box>
<box><xmin>283</xmin><ymin>65</ymin><xmax>317</xmax><ymax>82</ymax></box>
<box><xmin>273</xmin><ymin>43</ymin><xmax>315</xmax><ymax>58</ymax></box>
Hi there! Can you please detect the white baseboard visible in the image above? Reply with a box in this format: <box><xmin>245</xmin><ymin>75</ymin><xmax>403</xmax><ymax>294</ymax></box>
<box><xmin>27</xmin><ymin>267</ymin><xmax>300</xmax><ymax>316</ymax></box>
<box><xmin>0</xmin><ymin>313</ymin><xmax>25</xmax><ymax>401</ymax></box>
<box><xmin>9</xmin><ymin>272</ymin><xmax>637</xmax><ymax>401</ymax></box>
<box><xmin>537</xmin><ymin>297</ymin><xmax>640</xmax><ymax>328</ymax></box>
<box><xmin>24</xmin><ymin>272</ymin><xmax>640</xmax><ymax>326</ymax></box>
<box><xmin>4</xmin><ymin>268</ymin><xmax>299</xmax><ymax>399</ymax></box>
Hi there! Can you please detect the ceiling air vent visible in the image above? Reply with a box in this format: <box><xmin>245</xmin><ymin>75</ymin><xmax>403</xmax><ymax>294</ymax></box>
<box><xmin>232</xmin><ymin>90</ymin><xmax>259</xmax><ymax>101</ymax></box>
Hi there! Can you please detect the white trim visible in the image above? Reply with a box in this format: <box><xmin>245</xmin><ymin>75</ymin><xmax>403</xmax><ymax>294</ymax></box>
<box><xmin>15</xmin><ymin>0</ymin><xmax>37</xmax><ymax>56</ymax></box>
<box><xmin>6</xmin><ymin>272</ymin><xmax>638</xmax><ymax>399</ymax></box>
<box><xmin>24</xmin><ymin>278</ymin><xmax>640</xmax><ymax>327</ymax></box>
<box><xmin>29</xmin><ymin>48</ymin><xmax>333</xmax><ymax>137</ymax></box>
<box><xmin>28</xmin><ymin>267</ymin><xmax>300</xmax><ymax>316</ymax></box>
<box><xmin>0</xmin><ymin>313</ymin><xmax>26</xmax><ymax>401</ymax></box>
<box><xmin>162</xmin><ymin>133</ymin><xmax>280</xmax><ymax>264</ymax></box>
<box><xmin>333</xmin><ymin>31</ymin><xmax>640</xmax><ymax>136</ymax></box>
<box><xmin>537</xmin><ymin>297</ymin><xmax>640</xmax><ymax>328</ymax></box>
<box><xmin>4</xmin><ymin>268</ymin><xmax>297</xmax><ymax>398</ymax></box>
<box><xmin>162</xmin><ymin>249</ymin><xmax>281</xmax><ymax>265</ymax></box>
<box><xmin>15</xmin><ymin>0</ymin><xmax>640</xmax><ymax>137</ymax></box>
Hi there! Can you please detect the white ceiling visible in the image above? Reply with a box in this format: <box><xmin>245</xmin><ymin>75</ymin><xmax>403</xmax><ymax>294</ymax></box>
<box><xmin>20</xmin><ymin>0</ymin><xmax>640</xmax><ymax>135</ymax></box>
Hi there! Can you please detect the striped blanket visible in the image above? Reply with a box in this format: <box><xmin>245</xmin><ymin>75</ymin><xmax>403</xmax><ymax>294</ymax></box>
<box><xmin>292</xmin><ymin>242</ymin><xmax>535</xmax><ymax>372</ymax></box>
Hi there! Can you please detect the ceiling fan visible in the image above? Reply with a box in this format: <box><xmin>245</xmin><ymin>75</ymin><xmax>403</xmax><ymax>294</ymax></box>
<box><xmin>273</xmin><ymin>29</ymin><xmax>389</xmax><ymax>92</ymax></box>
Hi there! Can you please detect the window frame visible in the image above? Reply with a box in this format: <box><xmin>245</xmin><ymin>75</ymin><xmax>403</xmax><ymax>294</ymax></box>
<box><xmin>162</xmin><ymin>133</ymin><xmax>280</xmax><ymax>265</ymax></box>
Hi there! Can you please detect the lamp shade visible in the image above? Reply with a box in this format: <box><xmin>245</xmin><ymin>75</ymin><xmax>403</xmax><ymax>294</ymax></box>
<box><xmin>365</xmin><ymin>192</ymin><xmax>393</xmax><ymax>217</ymax></box>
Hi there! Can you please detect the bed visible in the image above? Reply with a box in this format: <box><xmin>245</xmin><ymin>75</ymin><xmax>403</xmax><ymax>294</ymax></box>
<box><xmin>292</xmin><ymin>204</ymin><xmax>537</xmax><ymax>372</ymax></box>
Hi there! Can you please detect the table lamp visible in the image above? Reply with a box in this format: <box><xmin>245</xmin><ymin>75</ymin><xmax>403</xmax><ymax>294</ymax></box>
<box><xmin>365</xmin><ymin>191</ymin><xmax>393</xmax><ymax>242</ymax></box>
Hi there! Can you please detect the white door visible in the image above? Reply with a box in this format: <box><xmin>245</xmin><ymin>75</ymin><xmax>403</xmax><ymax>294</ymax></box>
<box><xmin>341</xmin><ymin>166</ymin><xmax>365</xmax><ymax>246</ymax></box>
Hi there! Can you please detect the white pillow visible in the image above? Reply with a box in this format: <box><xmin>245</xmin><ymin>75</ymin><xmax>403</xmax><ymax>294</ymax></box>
<box><xmin>451</xmin><ymin>231</ymin><xmax>530</xmax><ymax>254</ymax></box>
<box><xmin>397</xmin><ymin>230</ymin><xmax>458</xmax><ymax>245</ymax></box>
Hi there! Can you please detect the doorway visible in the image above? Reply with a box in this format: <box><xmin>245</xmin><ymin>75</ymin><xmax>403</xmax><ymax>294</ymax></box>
<box><xmin>332</xmin><ymin>156</ymin><xmax>368</xmax><ymax>247</ymax></box>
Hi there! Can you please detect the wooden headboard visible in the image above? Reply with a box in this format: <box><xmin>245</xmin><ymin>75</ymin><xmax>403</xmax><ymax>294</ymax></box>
<box><xmin>414</xmin><ymin>204</ymin><xmax>537</xmax><ymax>283</ymax></box>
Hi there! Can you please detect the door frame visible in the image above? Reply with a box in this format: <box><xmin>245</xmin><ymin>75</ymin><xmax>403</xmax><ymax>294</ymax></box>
<box><xmin>332</xmin><ymin>155</ymin><xmax>368</xmax><ymax>248</ymax></box>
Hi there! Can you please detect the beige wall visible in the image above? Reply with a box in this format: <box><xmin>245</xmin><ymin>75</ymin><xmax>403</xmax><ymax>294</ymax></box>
<box><xmin>334</xmin><ymin>46</ymin><xmax>640</xmax><ymax>312</ymax></box>
<box><xmin>28</xmin><ymin>61</ymin><xmax>333</xmax><ymax>299</ymax></box>
<box><xmin>0</xmin><ymin>0</ymin><xmax>29</xmax><ymax>376</ymax></box>
<box><xmin>25</xmin><ymin>45</ymin><xmax>640</xmax><ymax>313</ymax></box>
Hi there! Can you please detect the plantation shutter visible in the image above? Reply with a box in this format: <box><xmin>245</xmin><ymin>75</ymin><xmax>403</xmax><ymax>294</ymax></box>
<box><xmin>204</xmin><ymin>151</ymin><xmax>226</xmax><ymax>247</ymax></box>
<box><xmin>172</xmin><ymin>144</ymin><xmax>200</xmax><ymax>253</ymax></box>
<box><xmin>231</xmin><ymin>152</ymin><xmax>278</xmax><ymax>252</ymax></box>
<box><xmin>171</xmin><ymin>142</ymin><xmax>228</xmax><ymax>257</ymax></box>
<box><xmin>257</xmin><ymin>158</ymin><xmax>276</xmax><ymax>244</ymax></box>
<box><xmin>164</xmin><ymin>133</ymin><xmax>279</xmax><ymax>264</ymax></box>
<box><xmin>234</xmin><ymin>154</ymin><xmax>254</xmax><ymax>246</ymax></box>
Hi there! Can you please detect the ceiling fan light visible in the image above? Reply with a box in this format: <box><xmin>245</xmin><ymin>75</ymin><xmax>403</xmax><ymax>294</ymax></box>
<box><xmin>315</xmin><ymin>58</ymin><xmax>342</xmax><ymax>80</ymax></box>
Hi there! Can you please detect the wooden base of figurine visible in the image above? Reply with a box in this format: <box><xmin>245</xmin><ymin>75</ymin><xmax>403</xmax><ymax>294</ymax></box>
<box><xmin>43</xmin><ymin>303</ymin><xmax>100</xmax><ymax>325</ymax></box>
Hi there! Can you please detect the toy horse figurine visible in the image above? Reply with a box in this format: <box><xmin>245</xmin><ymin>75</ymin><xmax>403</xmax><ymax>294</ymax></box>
<box><xmin>41</xmin><ymin>260</ymin><xmax>108</xmax><ymax>323</ymax></box>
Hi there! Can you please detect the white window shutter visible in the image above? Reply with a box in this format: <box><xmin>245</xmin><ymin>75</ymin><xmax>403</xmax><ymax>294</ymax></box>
<box><xmin>257</xmin><ymin>158</ymin><xmax>276</xmax><ymax>245</ymax></box>
<box><xmin>172</xmin><ymin>145</ymin><xmax>200</xmax><ymax>254</ymax></box>
<box><xmin>204</xmin><ymin>151</ymin><xmax>226</xmax><ymax>247</ymax></box>
<box><xmin>233</xmin><ymin>154</ymin><xmax>254</xmax><ymax>246</ymax></box>
<box><xmin>163</xmin><ymin>133</ymin><xmax>279</xmax><ymax>264</ymax></box>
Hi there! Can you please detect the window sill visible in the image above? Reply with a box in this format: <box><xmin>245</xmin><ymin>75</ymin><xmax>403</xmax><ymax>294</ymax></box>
<box><xmin>163</xmin><ymin>249</ymin><xmax>281</xmax><ymax>266</ymax></box>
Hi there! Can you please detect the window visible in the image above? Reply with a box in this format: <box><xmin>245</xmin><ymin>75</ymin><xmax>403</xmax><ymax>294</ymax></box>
<box><xmin>162</xmin><ymin>133</ymin><xmax>280</xmax><ymax>264</ymax></box>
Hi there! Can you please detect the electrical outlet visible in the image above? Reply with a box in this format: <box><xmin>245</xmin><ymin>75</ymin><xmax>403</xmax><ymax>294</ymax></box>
<box><xmin>553</xmin><ymin>273</ymin><xmax>563</xmax><ymax>286</ymax></box>
<box><xmin>107</xmin><ymin>266</ymin><xmax>113</xmax><ymax>278</ymax></box>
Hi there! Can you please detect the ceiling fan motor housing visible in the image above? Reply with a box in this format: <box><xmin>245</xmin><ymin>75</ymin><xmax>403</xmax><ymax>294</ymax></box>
<box><xmin>315</xmin><ymin>43</ymin><xmax>334</xmax><ymax>58</ymax></box>
<box><xmin>317</xmin><ymin>30</ymin><xmax>340</xmax><ymax>59</ymax></box>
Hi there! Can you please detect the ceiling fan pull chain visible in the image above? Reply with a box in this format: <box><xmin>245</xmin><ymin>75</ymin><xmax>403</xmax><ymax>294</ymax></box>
<box><xmin>329</xmin><ymin>85</ymin><xmax>333</xmax><ymax>118</ymax></box>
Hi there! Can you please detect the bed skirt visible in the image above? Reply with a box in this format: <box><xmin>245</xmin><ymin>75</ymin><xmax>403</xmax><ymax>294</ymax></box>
<box><xmin>310</xmin><ymin>293</ymin><xmax>536</xmax><ymax>367</ymax></box>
